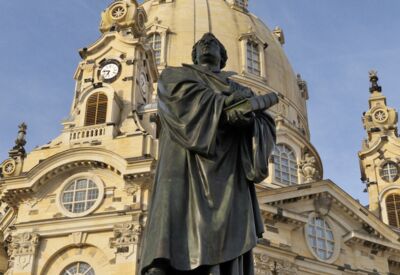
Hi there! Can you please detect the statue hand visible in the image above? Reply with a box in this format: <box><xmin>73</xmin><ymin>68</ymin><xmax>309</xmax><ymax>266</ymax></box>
<box><xmin>225</xmin><ymin>109</ymin><xmax>254</xmax><ymax>127</ymax></box>
<box><xmin>224</xmin><ymin>82</ymin><xmax>253</xmax><ymax>107</ymax></box>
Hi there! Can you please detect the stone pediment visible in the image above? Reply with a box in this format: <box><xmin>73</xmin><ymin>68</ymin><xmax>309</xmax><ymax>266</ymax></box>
<box><xmin>0</xmin><ymin>148</ymin><xmax>153</xmax><ymax>207</ymax></box>
<box><xmin>257</xmin><ymin>180</ymin><xmax>400</xmax><ymax>251</ymax></box>
<box><xmin>78</xmin><ymin>32</ymin><xmax>140</xmax><ymax>60</ymax></box>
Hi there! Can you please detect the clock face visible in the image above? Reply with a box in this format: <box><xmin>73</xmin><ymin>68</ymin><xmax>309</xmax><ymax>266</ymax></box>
<box><xmin>139</xmin><ymin>72</ymin><xmax>149</xmax><ymax>102</ymax></box>
<box><xmin>99</xmin><ymin>61</ymin><xmax>121</xmax><ymax>82</ymax></box>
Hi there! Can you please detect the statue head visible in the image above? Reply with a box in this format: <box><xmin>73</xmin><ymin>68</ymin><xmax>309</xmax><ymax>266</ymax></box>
<box><xmin>192</xmin><ymin>33</ymin><xmax>228</xmax><ymax>70</ymax></box>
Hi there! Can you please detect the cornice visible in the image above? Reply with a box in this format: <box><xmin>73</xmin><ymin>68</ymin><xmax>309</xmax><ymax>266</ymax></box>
<box><xmin>343</xmin><ymin>231</ymin><xmax>400</xmax><ymax>253</ymax></box>
<box><xmin>257</xmin><ymin>180</ymin><xmax>400</xmax><ymax>242</ymax></box>
<box><xmin>359</xmin><ymin>135</ymin><xmax>400</xmax><ymax>159</ymax></box>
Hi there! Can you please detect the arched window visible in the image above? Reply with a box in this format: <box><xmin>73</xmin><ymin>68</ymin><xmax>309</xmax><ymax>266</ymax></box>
<box><xmin>246</xmin><ymin>41</ymin><xmax>260</xmax><ymax>76</ymax></box>
<box><xmin>147</xmin><ymin>33</ymin><xmax>162</xmax><ymax>65</ymax></box>
<box><xmin>61</xmin><ymin>262</ymin><xmax>95</xmax><ymax>275</ymax></box>
<box><xmin>85</xmin><ymin>92</ymin><xmax>107</xmax><ymax>126</ymax></box>
<box><xmin>386</xmin><ymin>193</ymin><xmax>400</xmax><ymax>228</ymax></box>
<box><xmin>273</xmin><ymin>144</ymin><xmax>298</xmax><ymax>185</ymax></box>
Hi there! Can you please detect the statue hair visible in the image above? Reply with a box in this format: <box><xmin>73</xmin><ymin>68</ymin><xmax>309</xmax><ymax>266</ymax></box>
<box><xmin>191</xmin><ymin>33</ymin><xmax>228</xmax><ymax>69</ymax></box>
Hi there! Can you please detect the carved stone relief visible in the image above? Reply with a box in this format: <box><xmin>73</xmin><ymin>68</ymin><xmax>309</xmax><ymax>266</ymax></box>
<box><xmin>299</xmin><ymin>152</ymin><xmax>320</xmax><ymax>183</ymax></box>
<box><xmin>253</xmin><ymin>252</ymin><xmax>297</xmax><ymax>275</ymax></box>
<box><xmin>8</xmin><ymin>232</ymin><xmax>39</xmax><ymax>271</ymax></box>
<box><xmin>110</xmin><ymin>223</ymin><xmax>142</xmax><ymax>255</ymax></box>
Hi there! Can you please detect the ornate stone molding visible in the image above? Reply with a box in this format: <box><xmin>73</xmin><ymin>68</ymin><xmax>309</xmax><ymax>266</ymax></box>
<box><xmin>254</xmin><ymin>253</ymin><xmax>297</xmax><ymax>275</ymax></box>
<box><xmin>299</xmin><ymin>152</ymin><xmax>320</xmax><ymax>183</ymax></box>
<box><xmin>313</xmin><ymin>193</ymin><xmax>333</xmax><ymax>216</ymax></box>
<box><xmin>9</xmin><ymin>233</ymin><xmax>39</xmax><ymax>257</ymax></box>
<box><xmin>8</xmin><ymin>232</ymin><xmax>39</xmax><ymax>271</ymax></box>
<box><xmin>110</xmin><ymin>223</ymin><xmax>142</xmax><ymax>254</ymax></box>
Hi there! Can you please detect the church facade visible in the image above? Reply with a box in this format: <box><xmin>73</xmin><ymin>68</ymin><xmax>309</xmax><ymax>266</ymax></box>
<box><xmin>0</xmin><ymin>0</ymin><xmax>399</xmax><ymax>274</ymax></box>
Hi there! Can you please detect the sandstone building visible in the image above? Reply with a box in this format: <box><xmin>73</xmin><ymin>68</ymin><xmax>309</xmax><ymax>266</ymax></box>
<box><xmin>0</xmin><ymin>0</ymin><xmax>400</xmax><ymax>274</ymax></box>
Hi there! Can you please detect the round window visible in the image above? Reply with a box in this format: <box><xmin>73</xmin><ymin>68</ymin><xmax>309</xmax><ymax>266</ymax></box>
<box><xmin>306</xmin><ymin>216</ymin><xmax>335</xmax><ymax>260</ymax></box>
<box><xmin>381</xmin><ymin>162</ymin><xmax>399</xmax><ymax>182</ymax></box>
<box><xmin>61</xmin><ymin>179</ymin><xmax>100</xmax><ymax>214</ymax></box>
<box><xmin>61</xmin><ymin>262</ymin><xmax>95</xmax><ymax>275</ymax></box>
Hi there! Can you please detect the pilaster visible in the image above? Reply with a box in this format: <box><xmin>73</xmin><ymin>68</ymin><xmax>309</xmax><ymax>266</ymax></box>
<box><xmin>8</xmin><ymin>232</ymin><xmax>39</xmax><ymax>275</ymax></box>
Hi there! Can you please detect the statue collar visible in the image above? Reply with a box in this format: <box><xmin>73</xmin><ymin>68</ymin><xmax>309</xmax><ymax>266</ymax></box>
<box><xmin>182</xmin><ymin>64</ymin><xmax>236</xmax><ymax>84</ymax></box>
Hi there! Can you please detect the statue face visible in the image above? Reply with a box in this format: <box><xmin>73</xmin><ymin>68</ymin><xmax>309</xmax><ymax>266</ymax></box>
<box><xmin>195</xmin><ymin>36</ymin><xmax>222</xmax><ymax>69</ymax></box>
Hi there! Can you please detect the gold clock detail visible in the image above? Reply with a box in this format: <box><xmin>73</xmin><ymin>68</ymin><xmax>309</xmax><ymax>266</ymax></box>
<box><xmin>98</xmin><ymin>60</ymin><xmax>121</xmax><ymax>83</ymax></box>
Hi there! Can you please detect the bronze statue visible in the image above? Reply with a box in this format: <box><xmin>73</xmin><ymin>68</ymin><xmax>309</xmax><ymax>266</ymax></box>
<box><xmin>140</xmin><ymin>33</ymin><xmax>277</xmax><ymax>275</ymax></box>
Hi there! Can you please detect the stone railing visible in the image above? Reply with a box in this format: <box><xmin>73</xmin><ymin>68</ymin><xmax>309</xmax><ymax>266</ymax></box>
<box><xmin>68</xmin><ymin>124</ymin><xmax>108</xmax><ymax>141</ymax></box>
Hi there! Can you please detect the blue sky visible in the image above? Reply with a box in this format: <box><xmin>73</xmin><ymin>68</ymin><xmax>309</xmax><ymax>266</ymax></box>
<box><xmin>1</xmin><ymin>0</ymin><xmax>400</xmax><ymax>205</ymax></box>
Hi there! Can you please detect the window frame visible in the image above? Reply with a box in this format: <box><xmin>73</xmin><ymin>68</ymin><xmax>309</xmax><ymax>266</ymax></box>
<box><xmin>146</xmin><ymin>32</ymin><xmax>162</xmax><ymax>66</ymax></box>
<box><xmin>304</xmin><ymin>213</ymin><xmax>340</xmax><ymax>264</ymax></box>
<box><xmin>385</xmin><ymin>193</ymin><xmax>400</xmax><ymax>228</ymax></box>
<box><xmin>272</xmin><ymin>144</ymin><xmax>298</xmax><ymax>185</ymax></box>
<box><xmin>246</xmin><ymin>40</ymin><xmax>261</xmax><ymax>76</ymax></box>
<box><xmin>84</xmin><ymin>92</ymin><xmax>108</xmax><ymax>126</ymax></box>
<box><xmin>61</xmin><ymin>261</ymin><xmax>95</xmax><ymax>275</ymax></box>
<box><xmin>380</xmin><ymin>161</ymin><xmax>399</xmax><ymax>182</ymax></box>
<box><xmin>239</xmin><ymin>33</ymin><xmax>267</xmax><ymax>81</ymax></box>
<box><xmin>56</xmin><ymin>173</ymin><xmax>104</xmax><ymax>218</ymax></box>
<box><xmin>146</xmin><ymin>21</ymin><xmax>169</xmax><ymax>69</ymax></box>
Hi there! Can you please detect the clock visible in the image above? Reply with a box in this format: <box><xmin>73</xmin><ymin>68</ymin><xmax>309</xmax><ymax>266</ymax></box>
<box><xmin>2</xmin><ymin>159</ymin><xmax>16</xmax><ymax>176</ymax></box>
<box><xmin>99</xmin><ymin>60</ymin><xmax>121</xmax><ymax>83</ymax></box>
<box><xmin>138</xmin><ymin>71</ymin><xmax>149</xmax><ymax>103</ymax></box>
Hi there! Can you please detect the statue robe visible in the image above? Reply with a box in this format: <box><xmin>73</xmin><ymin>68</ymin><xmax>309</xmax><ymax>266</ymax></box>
<box><xmin>140</xmin><ymin>64</ymin><xmax>276</xmax><ymax>274</ymax></box>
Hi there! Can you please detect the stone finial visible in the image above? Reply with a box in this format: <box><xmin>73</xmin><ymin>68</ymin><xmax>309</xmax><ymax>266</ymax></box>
<box><xmin>272</xmin><ymin>26</ymin><xmax>285</xmax><ymax>45</ymax></box>
<box><xmin>299</xmin><ymin>152</ymin><xmax>320</xmax><ymax>183</ymax></box>
<box><xmin>369</xmin><ymin>70</ymin><xmax>382</xmax><ymax>93</ymax></box>
<box><xmin>297</xmin><ymin>74</ymin><xmax>309</xmax><ymax>100</ymax></box>
<box><xmin>9</xmin><ymin>123</ymin><xmax>27</xmax><ymax>158</ymax></box>
<box><xmin>100</xmin><ymin>0</ymin><xmax>147</xmax><ymax>37</ymax></box>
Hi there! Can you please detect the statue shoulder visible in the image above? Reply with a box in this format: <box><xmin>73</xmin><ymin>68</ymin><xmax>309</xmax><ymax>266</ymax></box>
<box><xmin>160</xmin><ymin>66</ymin><xmax>194</xmax><ymax>76</ymax></box>
<box><xmin>159</xmin><ymin>65</ymin><xmax>198</xmax><ymax>84</ymax></box>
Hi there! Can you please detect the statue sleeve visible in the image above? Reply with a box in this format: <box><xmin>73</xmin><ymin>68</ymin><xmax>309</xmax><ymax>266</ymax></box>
<box><xmin>240</xmin><ymin>112</ymin><xmax>276</xmax><ymax>183</ymax></box>
<box><xmin>157</xmin><ymin>67</ymin><xmax>226</xmax><ymax>156</ymax></box>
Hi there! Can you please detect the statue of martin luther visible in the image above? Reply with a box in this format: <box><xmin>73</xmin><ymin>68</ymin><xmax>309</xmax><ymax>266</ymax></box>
<box><xmin>140</xmin><ymin>32</ymin><xmax>277</xmax><ymax>275</ymax></box>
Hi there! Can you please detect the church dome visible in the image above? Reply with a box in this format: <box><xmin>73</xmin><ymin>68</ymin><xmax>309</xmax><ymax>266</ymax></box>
<box><xmin>140</xmin><ymin>0</ymin><xmax>322</xmax><ymax>185</ymax></box>
<box><xmin>142</xmin><ymin>0</ymin><xmax>307</xmax><ymax>123</ymax></box>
